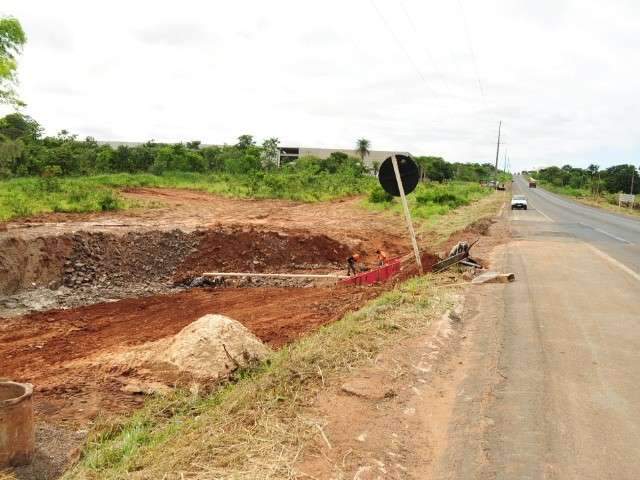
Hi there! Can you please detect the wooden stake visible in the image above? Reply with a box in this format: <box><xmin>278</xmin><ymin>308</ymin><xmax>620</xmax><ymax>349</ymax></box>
<box><xmin>391</xmin><ymin>155</ymin><xmax>423</xmax><ymax>273</ymax></box>
<box><xmin>202</xmin><ymin>272</ymin><xmax>348</xmax><ymax>279</ymax></box>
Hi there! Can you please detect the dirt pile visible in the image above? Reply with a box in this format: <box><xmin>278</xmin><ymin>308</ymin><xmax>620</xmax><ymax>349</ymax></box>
<box><xmin>174</xmin><ymin>227</ymin><xmax>350</xmax><ymax>282</ymax></box>
<box><xmin>106</xmin><ymin>314</ymin><xmax>271</xmax><ymax>386</ymax></box>
<box><xmin>0</xmin><ymin>236</ymin><xmax>72</xmax><ymax>295</ymax></box>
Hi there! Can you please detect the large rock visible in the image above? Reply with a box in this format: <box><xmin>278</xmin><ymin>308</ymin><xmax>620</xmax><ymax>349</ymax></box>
<box><xmin>103</xmin><ymin>314</ymin><xmax>271</xmax><ymax>388</ymax></box>
<box><xmin>148</xmin><ymin>314</ymin><xmax>271</xmax><ymax>381</ymax></box>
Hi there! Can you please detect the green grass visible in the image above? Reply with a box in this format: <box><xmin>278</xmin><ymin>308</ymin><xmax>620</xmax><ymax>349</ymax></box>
<box><xmin>0</xmin><ymin>176</ymin><xmax>129</xmax><ymax>220</ymax></box>
<box><xmin>538</xmin><ymin>181</ymin><xmax>640</xmax><ymax>217</ymax></box>
<box><xmin>366</xmin><ymin>181</ymin><xmax>492</xmax><ymax>221</ymax></box>
<box><xmin>0</xmin><ymin>171</ymin><xmax>377</xmax><ymax>221</ymax></box>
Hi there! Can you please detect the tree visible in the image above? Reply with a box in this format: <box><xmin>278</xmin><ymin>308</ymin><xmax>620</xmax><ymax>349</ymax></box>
<box><xmin>371</xmin><ymin>160</ymin><xmax>381</xmax><ymax>176</ymax></box>
<box><xmin>356</xmin><ymin>138</ymin><xmax>370</xmax><ymax>163</ymax></box>
<box><xmin>0</xmin><ymin>113</ymin><xmax>41</xmax><ymax>140</ymax></box>
<box><xmin>0</xmin><ymin>17</ymin><xmax>27</xmax><ymax>106</ymax></box>
<box><xmin>236</xmin><ymin>134</ymin><xmax>255</xmax><ymax>150</ymax></box>
<box><xmin>416</xmin><ymin>156</ymin><xmax>453</xmax><ymax>182</ymax></box>
<box><xmin>261</xmin><ymin>137</ymin><xmax>280</xmax><ymax>168</ymax></box>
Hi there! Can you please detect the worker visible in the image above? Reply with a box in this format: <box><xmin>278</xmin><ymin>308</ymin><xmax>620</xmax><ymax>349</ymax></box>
<box><xmin>347</xmin><ymin>253</ymin><xmax>360</xmax><ymax>276</ymax></box>
<box><xmin>376</xmin><ymin>249</ymin><xmax>388</xmax><ymax>266</ymax></box>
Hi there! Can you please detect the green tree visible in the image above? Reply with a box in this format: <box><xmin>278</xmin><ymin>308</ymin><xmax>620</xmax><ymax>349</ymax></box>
<box><xmin>261</xmin><ymin>137</ymin><xmax>280</xmax><ymax>168</ymax></box>
<box><xmin>371</xmin><ymin>160</ymin><xmax>381</xmax><ymax>176</ymax></box>
<box><xmin>416</xmin><ymin>156</ymin><xmax>453</xmax><ymax>182</ymax></box>
<box><xmin>236</xmin><ymin>134</ymin><xmax>255</xmax><ymax>150</ymax></box>
<box><xmin>0</xmin><ymin>16</ymin><xmax>26</xmax><ymax>106</ymax></box>
<box><xmin>356</xmin><ymin>138</ymin><xmax>370</xmax><ymax>163</ymax></box>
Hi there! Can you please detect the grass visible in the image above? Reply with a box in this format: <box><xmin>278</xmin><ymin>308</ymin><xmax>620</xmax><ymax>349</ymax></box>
<box><xmin>365</xmin><ymin>181</ymin><xmax>497</xmax><ymax>246</ymax></box>
<box><xmin>0</xmin><ymin>171</ymin><xmax>377</xmax><ymax>221</ymax></box>
<box><xmin>538</xmin><ymin>181</ymin><xmax>640</xmax><ymax>218</ymax></box>
<box><xmin>59</xmin><ymin>190</ymin><xmax>502</xmax><ymax>480</ymax></box>
<box><xmin>366</xmin><ymin>181</ymin><xmax>492</xmax><ymax>219</ymax></box>
<box><xmin>0</xmin><ymin>176</ymin><xmax>131</xmax><ymax>221</ymax></box>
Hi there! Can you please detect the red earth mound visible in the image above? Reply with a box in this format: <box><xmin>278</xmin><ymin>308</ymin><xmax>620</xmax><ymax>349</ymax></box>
<box><xmin>174</xmin><ymin>228</ymin><xmax>351</xmax><ymax>282</ymax></box>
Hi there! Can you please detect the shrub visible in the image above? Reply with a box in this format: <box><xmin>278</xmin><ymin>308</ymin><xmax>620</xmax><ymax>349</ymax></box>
<box><xmin>368</xmin><ymin>186</ymin><xmax>394</xmax><ymax>203</ymax></box>
<box><xmin>99</xmin><ymin>191</ymin><xmax>120</xmax><ymax>211</ymax></box>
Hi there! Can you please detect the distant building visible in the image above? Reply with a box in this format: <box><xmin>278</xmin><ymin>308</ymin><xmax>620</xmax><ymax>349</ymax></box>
<box><xmin>97</xmin><ymin>141</ymin><xmax>409</xmax><ymax>169</ymax></box>
<box><xmin>279</xmin><ymin>146</ymin><xmax>410</xmax><ymax>168</ymax></box>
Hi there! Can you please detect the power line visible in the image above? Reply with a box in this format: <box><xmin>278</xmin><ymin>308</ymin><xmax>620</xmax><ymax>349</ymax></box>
<box><xmin>397</xmin><ymin>1</ymin><xmax>451</xmax><ymax>95</ymax></box>
<box><xmin>456</xmin><ymin>0</ymin><xmax>485</xmax><ymax>97</ymax></box>
<box><xmin>369</xmin><ymin>0</ymin><xmax>435</xmax><ymax>93</ymax></box>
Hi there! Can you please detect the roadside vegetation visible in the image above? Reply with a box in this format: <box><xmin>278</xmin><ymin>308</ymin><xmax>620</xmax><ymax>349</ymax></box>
<box><xmin>367</xmin><ymin>181</ymin><xmax>493</xmax><ymax>220</ymax></box>
<box><xmin>531</xmin><ymin>164</ymin><xmax>639</xmax><ymax>214</ymax></box>
<box><xmin>0</xmin><ymin>112</ymin><xmax>505</xmax><ymax>221</ymax></box>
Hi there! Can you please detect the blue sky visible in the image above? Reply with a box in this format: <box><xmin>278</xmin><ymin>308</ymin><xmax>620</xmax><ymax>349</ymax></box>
<box><xmin>2</xmin><ymin>0</ymin><xmax>639</xmax><ymax>171</ymax></box>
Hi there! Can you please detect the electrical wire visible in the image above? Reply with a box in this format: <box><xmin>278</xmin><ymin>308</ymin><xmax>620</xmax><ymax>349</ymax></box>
<box><xmin>369</xmin><ymin>0</ymin><xmax>435</xmax><ymax>93</ymax></box>
<box><xmin>397</xmin><ymin>0</ymin><xmax>451</xmax><ymax>95</ymax></box>
<box><xmin>456</xmin><ymin>0</ymin><xmax>485</xmax><ymax>97</ymax></box>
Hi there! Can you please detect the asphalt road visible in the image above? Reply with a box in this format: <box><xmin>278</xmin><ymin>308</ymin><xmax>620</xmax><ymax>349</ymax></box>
<box><xmin>512</xmin><ymin>174</ymin><xmax>640</xmax><ymax>275</ymax></box>
<box><xmin>433</xmin><ymin>178</ymin><xmax>640</xmax><ymax>479</ymax></box>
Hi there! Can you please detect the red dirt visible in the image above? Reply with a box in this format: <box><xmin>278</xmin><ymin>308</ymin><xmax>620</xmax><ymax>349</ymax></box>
<box><xmin>174</xmin><ymin>227</ymin><xmax>350</xmax><ymax>282</ymax></box>
<box><xmin>0</xmin><ymin>285</ymin><xmax>382</xmax><ymax>425</ymax></box>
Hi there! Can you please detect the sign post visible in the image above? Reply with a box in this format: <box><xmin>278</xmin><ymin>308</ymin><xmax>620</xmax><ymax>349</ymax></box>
<box><xmin>390</xmin><ymin>155</ymin><xmax>423</xmax><ymax>273</ymax></box>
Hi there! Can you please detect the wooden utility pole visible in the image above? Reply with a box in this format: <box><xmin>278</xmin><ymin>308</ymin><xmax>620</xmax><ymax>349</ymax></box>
<box><xmin>631</xmin><ymin>166</ymin><xmax>636</xmax><ymax>195</ymax></box>
<box><xmin>494</xmin><ymin>121</ymin><xmax>502</xmax><ymax>188</ymax></box>
<box><xmin>391</xmin><ymin>155</ymin><xmax>423</xmax><ymax>273</ymax></box>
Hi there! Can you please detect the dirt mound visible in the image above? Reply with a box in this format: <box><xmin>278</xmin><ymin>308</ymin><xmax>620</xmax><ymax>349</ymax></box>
<box><xmin>0</xmin><ymin>236</ymin><xmax>73</xmax><ymax>295</ymax></box>
<box><xmin>108</xmin><ymin>314</ymin><xmax>271</xmax><ymax>386</ymax></box>
<box><xmin>174</xmin><ymin>227</ymin><xmax>350</xmax><ymax>282</ymax></box>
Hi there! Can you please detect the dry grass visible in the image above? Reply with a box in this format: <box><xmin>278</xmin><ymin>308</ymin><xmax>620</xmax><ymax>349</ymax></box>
<box><xmin>61</xmin><ymin>193</ymin><xmax>503</xmax><ymax>480</ymax></box>
<box><xmin>417</xmin><ymin>190</ymin><xmax>506</xmax><ymax>247</ymax></box>
<box><xmin>568</xmin><ymin>195</ymin><xmax>640</xmax><ymax>218</ymax></box>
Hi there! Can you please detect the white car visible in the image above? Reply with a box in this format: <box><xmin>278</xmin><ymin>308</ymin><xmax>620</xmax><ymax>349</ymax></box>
<box><xmin>511</xmin><ymin>195</ymin><xmax>528</xmax><ymax>210</ymax></box>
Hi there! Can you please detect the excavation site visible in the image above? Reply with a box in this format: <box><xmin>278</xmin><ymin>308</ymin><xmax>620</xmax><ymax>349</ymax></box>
<box><xmin>0</xmin><ymin>190</ymin><xmax>418</xmax><ymax>435</ymax></box>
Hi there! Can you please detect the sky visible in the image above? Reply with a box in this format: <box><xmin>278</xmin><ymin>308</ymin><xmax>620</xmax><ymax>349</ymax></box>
<box><xmin>2</xmin><ymin>0</ymin><xmax>640</xmax><ymax>171</ymax></box>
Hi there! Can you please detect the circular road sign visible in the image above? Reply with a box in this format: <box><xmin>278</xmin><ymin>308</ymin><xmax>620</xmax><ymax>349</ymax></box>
<box><xmin>378</xmin><ymin>154</ymin><xmax>420</xmax><ymax>197</ymax></box>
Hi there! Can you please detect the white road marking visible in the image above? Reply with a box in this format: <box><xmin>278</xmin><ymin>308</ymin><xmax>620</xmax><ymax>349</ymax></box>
<box><xmin>586</xmin><ymin>244</ymin><xmax>640</xmax><ymax>283</ymax></box>
<box><xmin>578</xmin><ymin>222</ymin><xmax>632</xmax><ymax>244</ymax></box>
<box><xmin>534</xmin><ymin>207</ymin><xmax>553</xmax><ymax>222</ymax></box>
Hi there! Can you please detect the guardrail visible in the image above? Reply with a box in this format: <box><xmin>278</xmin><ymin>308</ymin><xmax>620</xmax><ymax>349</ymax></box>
<box><xmin>339</xmin><ymin>257</ymin><xmax>402</xmax><ymax>286</ymax></box>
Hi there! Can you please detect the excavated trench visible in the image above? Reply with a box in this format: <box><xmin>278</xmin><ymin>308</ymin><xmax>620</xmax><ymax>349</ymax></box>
<box><xmin>0</xmin><ymin>227</ymin><xmax>351</xmax><ymax>316</ymax></box>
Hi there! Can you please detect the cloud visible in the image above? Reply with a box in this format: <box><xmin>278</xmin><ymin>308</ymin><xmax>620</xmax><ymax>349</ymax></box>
<box><xmin>1</xmin><ymin>0</ymin><xmax>639</xmax><ymax>171</ymax></box>
<box><xmin>134</xmin><ymin>23</ymin><xmax>214</xmax><ymax>47</ymax></box>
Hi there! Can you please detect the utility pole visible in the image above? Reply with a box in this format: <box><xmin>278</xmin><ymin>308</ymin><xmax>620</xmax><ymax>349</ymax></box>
<box><xmin>494</xmin><ymin>121</ymin><xmax>501</xmax><ymax>189</ymax></box>
<box><xmin>630</xmin><ymin>165</ymin><xmax>636</xmax><ymax>195</ymax></box>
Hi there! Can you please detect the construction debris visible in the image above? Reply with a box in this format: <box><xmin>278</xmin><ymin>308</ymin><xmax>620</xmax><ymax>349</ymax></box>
<box><xmin>433</xmin><ymin>240</ymin><xmax>482</xmax><ymax>273</ymax></box>
<box><xmin>471</xmin><ymin>271</ymin><xmax>516</xmax><ymax>284</ymax></box>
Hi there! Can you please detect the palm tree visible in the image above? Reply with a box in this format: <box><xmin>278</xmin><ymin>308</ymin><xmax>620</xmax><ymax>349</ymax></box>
<box><xmin>356</xmin><ymin>138</ymin><xmax>370</xmax><ymax>163</ymax></box>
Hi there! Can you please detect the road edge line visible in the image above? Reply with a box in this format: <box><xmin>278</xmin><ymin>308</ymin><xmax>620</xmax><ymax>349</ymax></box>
<box><xmin>535</xmin><ymin>207</ymin><xmax>553</xmax><ymax>222</ymax></box>
<box><xmin>585</xmin><ymin>244</ymin><xmax>640</xmax><ymax>283</ymax></box>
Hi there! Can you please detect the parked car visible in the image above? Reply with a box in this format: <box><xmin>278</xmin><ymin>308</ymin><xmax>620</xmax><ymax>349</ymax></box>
<box><xmin>529</xmin><ymin>181</ymin><xmax>537</xmax><ymax>188</ymax></box>
<box><xmin>511</xmin><ymin>195</ymin><xmax>528</xmax><ymax>210</ymax></box>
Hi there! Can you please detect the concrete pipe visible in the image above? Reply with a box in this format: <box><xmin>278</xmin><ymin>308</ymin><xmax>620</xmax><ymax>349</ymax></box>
<box><xmin>0</xmin><ymin>381</ymin><xmax>35</xmax><ymax>467</ymax></box>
